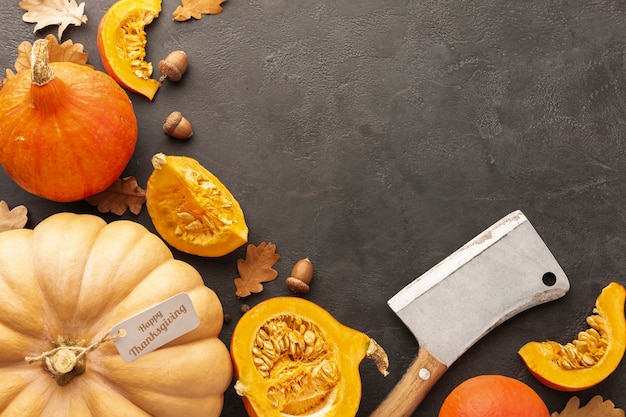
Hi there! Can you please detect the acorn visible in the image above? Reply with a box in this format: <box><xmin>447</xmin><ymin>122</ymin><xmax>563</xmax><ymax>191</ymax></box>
<box><xmin>158</xmin><ymin>50</ymin><xmax>188</xmax><ymax>83</ymax></box>
<box><xmin>163</xmin><ymin>111</ymin><xmax>193</xmax><ymax>139</ymax></box>
<box><xmin>285</xmin><ymin>258</ymin><xmax>314</xmax><ymax>293</ymax></box>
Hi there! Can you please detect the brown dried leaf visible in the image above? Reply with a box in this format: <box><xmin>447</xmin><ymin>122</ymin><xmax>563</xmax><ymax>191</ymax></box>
<box><xmin>234</xmin><ymin>242</ymin><xmax>280</xmax><ymax>297</ymax></box>
<box><xmin>552</xmin><ymin>396</ymin><xmax>625</xmax><ymax>417</ymax></box>
<box><xmin>13</xmin><ymin>34</ymin><xmax>90</xmax><ymax>73</ymax></box>
<box><xmin>173</xmin><ymin>0</ymin><xmax>226</xmax><ymax>21</ymax></box>
<box><xmin>85</xmin><ymin>177</ymin><xmax>146</xmax><ymax>216</ymax></box>
<box><xmin>19</xmin><ymin>0</ymin><xmax>88</xmax><ymax>40</ymax></box>
<box><xmin>0</xmin><ymin>201</ymin><xmax>28</xmax><ymax>232</ymax></box>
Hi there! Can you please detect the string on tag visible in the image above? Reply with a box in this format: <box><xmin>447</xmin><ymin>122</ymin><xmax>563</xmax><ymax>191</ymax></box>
<box><xmin>25</xmin><ymin>329</ymin><xmax>123</xmax><ymax>386</ymax></box>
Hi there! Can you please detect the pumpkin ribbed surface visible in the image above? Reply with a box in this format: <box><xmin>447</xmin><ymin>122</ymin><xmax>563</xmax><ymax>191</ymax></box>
<box><xmin>0</xmin><ymin>213</ymin><xmax>232</xmax><ymax>416</ymax></box>
<box><xmin>0</xmin><ymin>40</ymin><xmax>137</xmax><ymax>202</ymax></box>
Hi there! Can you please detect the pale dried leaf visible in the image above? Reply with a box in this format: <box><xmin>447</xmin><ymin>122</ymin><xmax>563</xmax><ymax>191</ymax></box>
<box><xmin>19</xmin><ymin>0</ymin><xmax>88</xmax><ymax>39</ymax></box>
<box><xmin>14</xmin><ymin>41</ymin><xmax>33</xmax><ymax>73</ymax></box>
<box><xmin>552</xmin><ymin>396</ymin><xmax>625</xmax><ymax>417</ymax></box>
<box><xmin>13</xmin><ymin>34</ymin><xmax>90</xmax><ymax>73</ymax></box>
<box><xmin>85</xmin><ymin>177</ymin><xmax>146</xmax><ymax>216</ymax></box>
<box><xmin>0</xmin><ymin>201</ymin><xmax>28</xmax><ymax>232</ymax></box>
<box><xmin>173</xmin><ymin>0</ymin><xmax>226</xmax><ymax>21</ymax></box>
<box><xmin>234</xmin><ymin>242</ymin><xmax>280</xmax><ymax>297</ymax></box>
<box><xmin>46</xmin><ymin>34</ymin><xmax>90</xmax><ymax>66</ymax></box>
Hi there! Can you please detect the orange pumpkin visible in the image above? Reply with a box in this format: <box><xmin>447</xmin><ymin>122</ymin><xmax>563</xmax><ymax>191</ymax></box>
<box><xmin>0</xmin><ymin>213</ymin><xmax>232</xmax><ymax>416</ymax></box>
<box><xmin>0</xmin><ymin>39</ymin><xmax>137</xmax><ymax>202</ymax></box>
<box><xmin>438</xmin><ymin>375</ymin><xmax>549</xmax><ymax>417</ymax></box>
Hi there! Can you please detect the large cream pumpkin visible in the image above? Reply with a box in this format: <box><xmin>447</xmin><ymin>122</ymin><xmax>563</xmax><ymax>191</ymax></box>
<box><xmin>0</xmin><ymin>212</ymin><xmax>232</xmax><ymax>416</ymax></box>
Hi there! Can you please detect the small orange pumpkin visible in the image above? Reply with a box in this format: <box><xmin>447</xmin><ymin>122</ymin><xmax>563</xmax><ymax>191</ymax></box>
<box><xmin>438</xmin><ymin>375</ymin><xmax>549</xmax><ymax>417</ymax></box>
<box><xmin>0</xmin><ymin>39</ymin><xmax>137</xmax><ymax>202</ymax></box>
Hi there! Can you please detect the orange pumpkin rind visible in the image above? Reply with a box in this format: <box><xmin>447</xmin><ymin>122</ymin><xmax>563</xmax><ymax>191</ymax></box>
<box><xmin>0</xmin><ymin>39</ymin><xmax>137</xmax><ymax>202</ymax></box>
<box><xmin>438</xmin><ymin>375</ymin><xmax>549</xmax><ymax>417</ymax></box>
<box><xmin>518</xmin><ymin>282</ymin><xmax>626</xmax><ymax>391</ymax></box>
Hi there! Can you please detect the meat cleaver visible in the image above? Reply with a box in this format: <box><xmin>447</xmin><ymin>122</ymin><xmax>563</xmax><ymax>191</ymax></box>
<box><xmin>370</xmin><ymin>210</ymin><xmax>570</xmax><ymax>417</ymax></box>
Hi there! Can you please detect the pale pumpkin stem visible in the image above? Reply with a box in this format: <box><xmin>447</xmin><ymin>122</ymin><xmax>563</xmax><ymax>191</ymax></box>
<box><xmin>31</xmin><ymin>39</ymin><xmax>55</xmax><ymax>86</ymax></box>
<box><xmin>25</xmin><ymin>332</ymin><xmax>119</xmax><ymax>386</ymax></box>
<box><xmin>367</xmin><ymin>338</ymin><xmax>390</xmax><ymax>377</ymax></box>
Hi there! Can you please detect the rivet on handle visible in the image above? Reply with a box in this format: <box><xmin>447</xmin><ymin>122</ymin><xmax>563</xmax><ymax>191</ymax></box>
<box><xmin>418</xmin><ymin>368</ymin><xmax>431</xmax><ymax>380</ymax></box>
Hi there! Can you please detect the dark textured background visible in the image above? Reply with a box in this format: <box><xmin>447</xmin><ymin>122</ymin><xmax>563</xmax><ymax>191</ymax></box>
<box><xmin>1</xmin><ymin>0</ymin><xmax>625</xmax><ymax>415</ymax></box>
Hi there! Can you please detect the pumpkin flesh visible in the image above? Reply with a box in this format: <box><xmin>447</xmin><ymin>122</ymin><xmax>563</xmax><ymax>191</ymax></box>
<box><xmin>231</xmin><ymin>297</ymin><xmax>389</xmax><ymax>417</ymax></box>
<box><xmin>97</xmin><ymin>0</ymin><xmax>162</xmax><ymax>100</ymax></box>
<box><xmin>518</xmin><ymin>282</ymin><xmax>626</xmax><ymax>391</ymax></box>
<box><xmin>146</xmin><ymin>153</ymin><xmax>249</xmax><ymax>257</ymax></box>
<box><xmin>0</xmin><ymin>213</ymin><xmax>232</xmax><ymax>416</ymax></box>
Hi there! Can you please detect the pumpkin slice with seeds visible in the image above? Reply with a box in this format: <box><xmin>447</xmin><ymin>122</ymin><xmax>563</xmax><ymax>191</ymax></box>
<box><xmin>97</xmin><ymin>0</ymin><xmax>161</xmax><ymax>100</ymax></box>
<box><xmin>518</xmin><ymin>281</ymin><xmax>626</xmax><ymax>391</ymax></box>
<box><xmin>146</xmin><ymin>153</ymin><xmax>248</xmax><ymax>257</ymax></box>
<box><xmin>231</xmin><ymin>297</ymin><xmax>389</xmax><ymax>417</ymax></box>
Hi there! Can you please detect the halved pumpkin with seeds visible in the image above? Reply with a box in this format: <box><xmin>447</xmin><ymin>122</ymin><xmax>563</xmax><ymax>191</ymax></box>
<box><xmin>231</xmin><ymin>297</ymin><xmax>389</xmax><ymax>417</ymax></box>
<box><xmin>146</xmin><ymin>153</ymin><xmax>248</xmax><ymax>257</ymax></box>
<box><xmin>97</xmin><ymin>0</ymin><xmax>162</xmax><ymax>100</ymax></box>
<box><xmin>518</xmin><ymin>281</ymin><xmax>626</xmax><ymax>391</ymax></box>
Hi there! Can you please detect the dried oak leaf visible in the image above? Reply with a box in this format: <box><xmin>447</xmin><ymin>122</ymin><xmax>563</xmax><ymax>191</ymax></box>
<box><xmin>19</xmin><ymin>0</ymin><xmax>88</xmax><ymax>40</ymax></box>
<box><xmin>552</xmin><ymin>395</ymin><xmax>625</xmax><ymax>417</ymax></box>
<box><xmin>85</xmin><ymin>177</ymin><xmax>146</xmax><ymax>216</ymax></box>
<box><xmin>234</xmin><ymin>242</ymin><xmax>280</xmax><ymax>297</ymax></box>
<box><xmin>173</xmin><ymin>0</ymin><xmax>226</xmax><ymax>21</ymax></box>
<box><xmin>0</xmin><ymin>201</ymin><xmax>28</xmax><ymax>233</ymax></box>
<box><xmin>12</xmin><ymin>33</ymin><xmax>90</xmax><ymax>75</ymax></box>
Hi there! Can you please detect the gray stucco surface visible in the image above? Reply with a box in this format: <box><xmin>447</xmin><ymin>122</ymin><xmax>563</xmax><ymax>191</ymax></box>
<box><xmin>1</xmin><ymin>0</ymin><xmax>625</xmax><ymax>415</ymax></box>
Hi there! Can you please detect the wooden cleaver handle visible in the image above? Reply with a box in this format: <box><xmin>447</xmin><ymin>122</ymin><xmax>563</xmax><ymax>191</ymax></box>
<box><xmin>370</xmin><ymin>346</ymin><xmax>448</xmax><ymax>417</ymax></box>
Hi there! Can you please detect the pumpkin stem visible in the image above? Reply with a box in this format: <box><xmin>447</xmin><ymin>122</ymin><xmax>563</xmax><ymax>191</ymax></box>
<box><xmin>367</xmin><ymin>338</ymin><xmax>390</xmax><ymax>377</ymax></box>
<box><xmin>31</xmin><ymin>39</ymin><xmax>55</xmax><ymax>86</ymax></box>
<box><xmin>25</xmin><ymin>332</ymin><xmax>118</xmax><ymax>386</ymax></box>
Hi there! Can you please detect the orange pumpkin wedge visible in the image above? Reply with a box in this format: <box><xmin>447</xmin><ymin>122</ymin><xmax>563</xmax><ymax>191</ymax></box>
<box><xmin>97</xmin><ymin>0</ymin><xmax>162</xmax><ymax>100</ymax></box>
<box><xmin>519</xmin><ymin>282</ymin><xmax>626</xmax><ymax>391</ymax></box>
<box><xmin>146</xmin><ymin>153</ymin><xmax>249</xmax><ymax>257</ymax></box>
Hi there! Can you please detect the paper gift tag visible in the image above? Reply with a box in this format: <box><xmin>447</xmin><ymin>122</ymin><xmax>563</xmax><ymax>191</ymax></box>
<box><xmin>110</xmin><ymin>292</ymin><xmax>200</xmax><ymax>362</ymax></box>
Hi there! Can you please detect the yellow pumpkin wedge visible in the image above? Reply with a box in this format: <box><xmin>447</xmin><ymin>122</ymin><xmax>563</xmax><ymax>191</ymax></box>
<box><xmin>518</xmin><ymin>282</ymin><xmax>626</xmax><ymax>391</ymax></box>
<box><xmin>0</xmin><ymin>213</ymin><xmax>232</xmax><ymax>416</ymax></box>
<box><xmin>97</xmin><ymin>0</ymin><xmax>162</xmax><ymax>100</ymax></box>
<box><xmin>231</xmin><ymin>297</ymin><xmax>389</xmax><ymax>417</ymax></box>
<box><xmin>146</xmin><ymin>153</ymin><xmax>249</xmax><ymax>257</ymax></box>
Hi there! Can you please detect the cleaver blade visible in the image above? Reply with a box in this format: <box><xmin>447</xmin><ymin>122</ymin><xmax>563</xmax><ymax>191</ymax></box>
<box><xmin>370</xmin><ymin>210</ymin><xmax>570</xmax><ymax>417</ymax></box>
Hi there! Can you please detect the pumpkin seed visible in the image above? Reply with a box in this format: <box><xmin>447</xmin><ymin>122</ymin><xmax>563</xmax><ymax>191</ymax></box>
<box><xmin>251</xmin><ymin>314</ymin><xmax>338</xmax><ymax>412</ymax></box>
